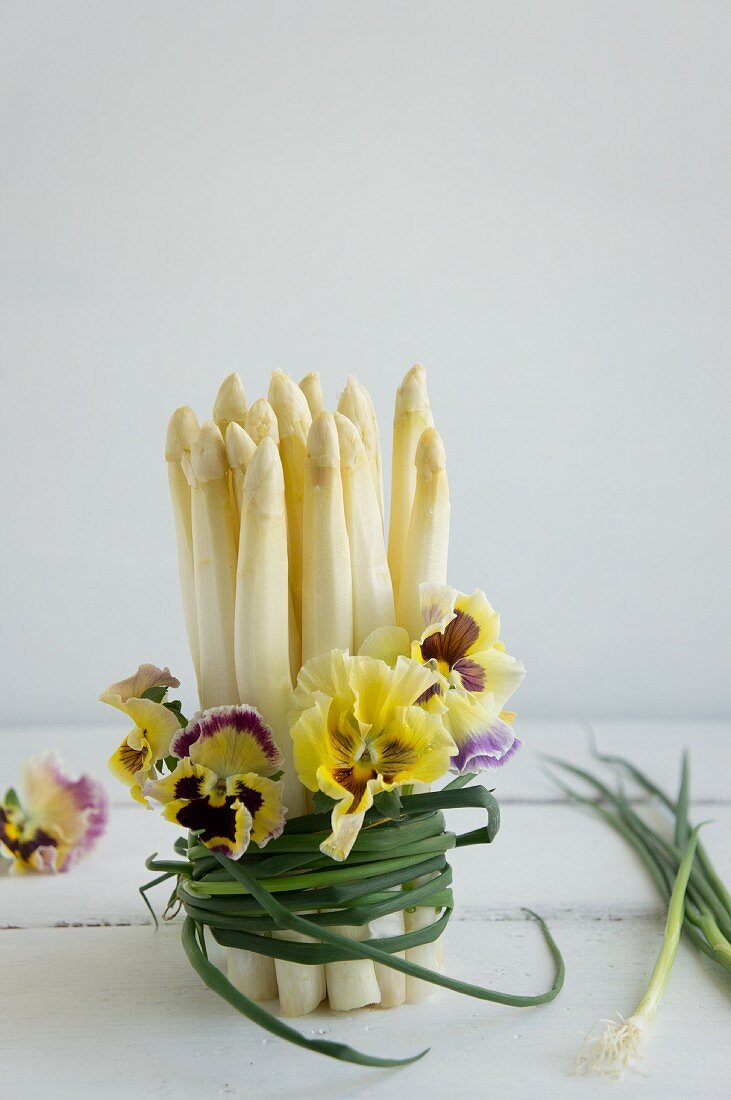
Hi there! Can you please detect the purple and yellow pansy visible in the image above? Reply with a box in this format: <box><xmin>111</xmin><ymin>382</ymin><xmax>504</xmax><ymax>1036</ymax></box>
<box><xmin>144</xmin><ymin>706</ymin><xmax>286</xmax><ymax>859</ymax></box>
<box><xmin>361</xmin><ymin>583</ymin><xmax>525</xmax><ymax>774</ymax></box>
<box><xmin>290</xmin><ymin>651</ymin><xmax>457</xmax><ymax>861</ymax></box>
<box><xmin>100</xmin><ymin>664</ymin><xmax>183</xmax><ymax>805</ymax></box>
<box><xmin>0</xmin><ymin>751</ymin><xmax>108</xmax><ymax>874</ymax></box>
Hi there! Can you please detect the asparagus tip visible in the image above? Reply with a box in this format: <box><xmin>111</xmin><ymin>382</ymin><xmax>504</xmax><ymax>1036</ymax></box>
<box><xmin>213</xmin><ymin>372</ymin><xmax>248</xmax><ymax>429</ymax></box>
<box><xmin>165</xmin><ymin>406</ymin><xmax>199</xmax><ymax>461</ymax></box>
<box><xmin>243</xmin><ymin>436</ymin><xmax>285</xmax><ymax>511</ymax></box>
<box><xmin>268</xmin><ymin>369</ymin><xmax>312</xmax><ymax>434</ymax></box>
<box><xmin>415</xmin><ymin>426</ymin><xmax>446</xmax><ymax>478</ymax></box>
<box><xmin>225</xmin><ymin>421</ymin><xmax>256</xmax><ymax>471</ymax></box>
<box><xmin>334</xmin><ymin>411</ymin><xmax>365</xmax><ymax>469</ymax></box>
<box><xmin>191</xmin><ymin>420</ymin><xmax>228</xmax><ymax>482</ymax></box>
<box><xmin>307</xmin><ymin>410</ymin><xmax>340</xmax><ymax>468</ymax></box>
<box><xmin>245</xmin><ymin>397</ymin><xmax>280</xmax><ymax>446</ymax></box>
<box><xmin>396</xmin><ymin>364</ymin><xmax>430</xmax><ymax>415</ymax></box>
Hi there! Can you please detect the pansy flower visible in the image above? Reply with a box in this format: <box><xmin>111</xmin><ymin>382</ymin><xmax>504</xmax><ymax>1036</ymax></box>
<box><xmin>100</xmin><ymin>664</ymin><xmax>182</xmax><ymax>805</ymax></box>
<box><xmin>0</xmin><ymin>751</ymin><xmax>108</xmax><ymax>874</ymax></box>
<box><xmin>290</xmin><ymin>650</ymin><xmax>456</xmax><ymax>862</ymax></box>
<box><xmin>362</xmin><ymin>584</ymin><xmax>525</xmax><ymax>774</ymax></box>
<box><xmin>144</xmin><ymin>706</ymin><xmax>286</xmax><ymax>859</ymax></box>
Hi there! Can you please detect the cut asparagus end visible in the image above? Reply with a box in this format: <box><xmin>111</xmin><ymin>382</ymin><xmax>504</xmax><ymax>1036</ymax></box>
<box><xmin>227</xmin><ymin>947</ymin><xmax>278</xmax><ymax>1001</ymax></box>
<box><xmin>404</xmin><ymin>904</ymin><xmax>442</xmax><ymax>1003</ymax></box>
<box><xmin>273</xmin><ymin>928</ymin><xmax>327</xmax><ymax>1017</ymax></box>
<box><xmin>325</xmin><ymin>925</ymin><xmax>382</xmax><ymax>1011</ymax></box>
<box><xmin>213</xmin><ymin>372</ymin><xmax>248</xmax><ymax>435</ymax></box>
<box><xmin>299</xmin><ymin>371</ymin><xmax>324</xmax><ymax>417</ymax></box>
<box><xmin>369</xmin><ymin>910</ymin><xmax>407</xmax><ymax>1007</ymax></box>
<box><xmin>245</xmin><ymin>397</ymin><xmax>280</xmax><ymax>446</ymax></box>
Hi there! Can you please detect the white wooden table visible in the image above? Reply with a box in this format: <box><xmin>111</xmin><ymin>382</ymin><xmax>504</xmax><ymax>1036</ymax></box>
<box><xmin>3</xmin><ymin>721</ymin><xmax>729</xmax><ymax>1098</ymax></box>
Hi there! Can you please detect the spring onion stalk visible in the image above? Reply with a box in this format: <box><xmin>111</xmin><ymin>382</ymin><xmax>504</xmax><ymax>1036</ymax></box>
<box><xmin>387</xmin><ymin>365</ymin><xmax>433</xmax><ymax>603</ymax></box>
<box><xmin>213</xmin><ymin>372</ymin><xmax>248</xmax><ymax>436</ymax></box>
<box><xmin>234</xmin><ymin>437</ymin><xmax>306</xmax><ymax>816</ymax></box>
<box><xmin>299</xmin><ymin>372</ymin><xmax>324</xmax><ymax>418</ymax></box>
<box><xmin>165</xmin><ymin>406</ymin><xmax>201</xmax><ymax>693</ymax></box>
<box><xmin>575</xmin><ymin>829</ymin><xmax>700</xmax><ymax>1078</ymax></box>
<box><xmin>334</xmin><ymin>413</ymin><xmax>395</xmax><ymax>651</ymax></box>
<box><xmin>244</xmin><ymin>397</ymin><xmax>280</xmax><ymax>447</ymax></box>
<box><xmin>189</xmin><ymin>421</ymin><xmax>239</xmax><ymax>708</ymax></box>
<box><xmin>268</xmin><ymin>370</ymin><xmax>311</xmax><ymax>635</ymax></box>
<box><xmin>396</xmin><ymin>427</ymin><xmax>450</xmax><ymax>640</ymax></box>
<box><xmin>224</xmin><ymin>422</ymin><xmax>256</xmax><ymax>532</ymax></box>
<box><xmin>301</xmin><ymin>411</ymin><xmax>353</xmax><ymax>663</ymax></box>
<box><xmin>337</xmin><ymin>376</ymin><xmax>384</xmax><ymax>522</ymax></box>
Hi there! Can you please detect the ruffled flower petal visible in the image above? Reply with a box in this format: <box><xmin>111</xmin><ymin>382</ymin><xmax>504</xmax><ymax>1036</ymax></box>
<box><xmin>162</xmin><ymin>791</ymin><xmax>252</xmax><ymax>860</ymax></box>
<box><xmin>143</xmin><ymin>759</ymin><xmax>218</xmax><ymax>805</ymax></box>
<box><xmin>291</xmin><ymin>649</ymin><xmax>354</xmax><ymax>719</ymax></box>
<box><xmin>418</xmin><ymin>582</ymin><xmax>458</xmax><ymax>636</ymax></box>
<box><xmin>372</xmin><ymin>706</ymin><xmax>456</xmax><ymax>783</ymax></box>
<box><xmin>100</xmin><ymin>664</ymin><xmax>179</xmax><ymax>708</ymax></box>
<box><xmin>452</xmin><ymin>647</ymin><xmax>525</xmax><ymax>711</ymax></box>
<box><xmin>350</xmin><ymin>655</ymin><xmax>440</xmax><ymax>733</ymax></box>
<box><xmin>444</xmin><ymin>693</ymin><xmax>522</xmax><ymax>774</ymax></box>
<box><xmin>120</xmin><ymin>698</ymin><xmax>182</xmax><ymax>761</ymax></box>
<box><xmin>452</xmin><ymin>590</ymin><xmax>501</xmax><ymax>653</ymax></box>
<box><xmin>108</xmin><ymin>736</ymin><xmax>153</xmax><ymax>806</ymax></box>
<box><xmin>172</xmin><ymin>706</ymin><xmax>282</xmax><ymax>777</ymax></box>
<box><xmin>226</xmin><ymin>773</ymin><xmax>286</xmax><ymax>845</ymax></box>
<box><xmin>0</xmin><ymin>751</ymin><xmax>108</xmax><ymax>874</ymax></box>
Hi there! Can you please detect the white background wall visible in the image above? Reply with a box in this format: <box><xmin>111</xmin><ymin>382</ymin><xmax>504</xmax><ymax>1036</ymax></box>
<box><xmin>1</xmin><ymin>2</ymin><xmax>729</xmax><ymax>726</ymax></box>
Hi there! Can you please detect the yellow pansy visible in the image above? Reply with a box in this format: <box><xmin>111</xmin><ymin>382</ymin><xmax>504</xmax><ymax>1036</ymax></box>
<box><xmin>290</xmin><ymin>651</ymin><xmax>456</xmax><ymax>861</ymax></box>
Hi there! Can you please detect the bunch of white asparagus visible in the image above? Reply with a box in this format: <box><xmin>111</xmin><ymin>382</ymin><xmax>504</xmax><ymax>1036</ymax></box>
<box><xmin>165</xmin><ymin>364</ymin><xmax>449</xmax><ymax>1015</ymax></box>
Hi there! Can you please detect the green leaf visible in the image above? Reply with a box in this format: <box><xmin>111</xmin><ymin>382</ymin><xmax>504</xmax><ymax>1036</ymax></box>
<box><xmin>3</xmin><ymin>787</ymin><xmax>20</xmax><ymax>809</ymax></box>
<box><xmin>312</xmin><ymin>790</ymin><xmax>337</xmax><ymax>814</ymax></box>
<box><xmin>163</xmin><ymin>699</ymin><xmax>188</xmax><ymax>728</ymax></box>
<box><xmin>141</xmin><ymin>686</ymin><xmax>168</xmax><ymax>703</ymax></box>
<box><xmin>373</xmin><ymin>788</ymin><xmax>403</xmax><ymax>820</ymax></box>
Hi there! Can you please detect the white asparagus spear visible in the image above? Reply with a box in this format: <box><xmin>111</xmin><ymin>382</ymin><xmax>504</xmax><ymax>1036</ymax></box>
<box><xmin>299</xmin><ymin>372</ymin><xmax>324</xmax><ymax>418</ymax></box>
<box><xmin>189</xmin><ymin>422</ymin><xmax>239</xmax><ymax>708</ymax></box>
<box><xmin>301</xmin><ymin>412</ymin><xmax>353</xmax><ymax>663</ymax></box>
<box><xmin>225</xmin><ymin>422</ymin><xmax>256</xmax><ymax>532</ymax></box>
<box><xmin>368</xmin><ymin>908</ymin><xmax>406</xmax><ymax>1007</ymax></box>
<box><xmin>244</xmin><ymin>398</ymin><xmax>280</xmax><ymax>446</ymax></box>
<box><xmin>334</xmin><ymin>413</ymin><xmax>395</xmax><ymax>651</ymax></box>
<box><xmin>213</xmin><ymin>372</ymin><xmax>248</xmax><ymax>436</ymax></box>
<box><xmin>387</xmin><ymin>365</ymin><xmax>433</xmax><ymax>604</ymax></box>
<box><xmin>165</xmin><ymin>406</ymin><xmax>201</xmax><ymax>694</ymax></box>
<box><xmin>404</xmin><ymin>900</ymin><xmax>442</xmax><ymax>1002</ymax></box>
<box><xmin>267</xmin><ymin>370</ymin><xmax>311</xmax><ymax>634</ymax></box>
<box><xmin>358</xmin><ymin>381</ymin><xmax>384</xmax><ymax>524</ymax></box>
<box><xmin>337</xmin><ymin>376</ymin><xmax>383</xmax><ymax>522</ymax></box>
<box><xmin>234</xmin><ymin>437</ymin><xmax>306</xmax><ymax>817</ymax></box>
<box><xmin>302</xmin><ymin>413</ymin><xmax>379</xmax><ymax>1007</ymax></box>
<box><xmin>396</xmin><ymin>427</ymin><xmax>450</xmax><ymax>639</ymax></box>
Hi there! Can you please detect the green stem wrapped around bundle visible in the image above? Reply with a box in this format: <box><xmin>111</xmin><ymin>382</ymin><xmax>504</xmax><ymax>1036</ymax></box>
<box><xmin>145</xmin><ymin>782</ymin><xmax>564</xmax><ymax>1067</ymax></box>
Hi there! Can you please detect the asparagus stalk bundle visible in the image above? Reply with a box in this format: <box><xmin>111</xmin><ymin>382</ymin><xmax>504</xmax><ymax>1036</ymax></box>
<box><xmin>165</xmin><ymin>406</ymin><xmax>201</xmax><ymax>693</ymax></box>
<box><xmin>165</xmin><ymin>363</ymin><xmax>460</xmax><ymax>1017</ymax></box>
<box><xmin>387</xmin><ymin>364</ymin><xmax>434</xmax><ymax>603</ymax></box>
